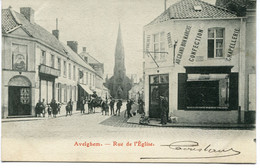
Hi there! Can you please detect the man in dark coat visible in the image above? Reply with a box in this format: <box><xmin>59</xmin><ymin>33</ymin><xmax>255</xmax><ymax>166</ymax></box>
<box><xmin>42</xmin><ymin>99</ymin><xmax>46</xmax><ymax>117</ymax></box>
<box><xmin>50</xmin><ymin>99</ymin><xmax>58</xmax><ymax>118</ymax></box>
<box><xmin>66</xmin><ymin>99</ymin><xmax>73</xmax><ymax>116</ymax></box>
<box><xmin>115</xmin><ymin>99</ymin><xmax>122</xmax><ymax>116</ymax></box>
<box><xmin>109</xmin><ymin>99</ymin><xmax>115</xmax><ymax>115</ymax></box>
<box><xmin>126</xmin><ymin>100</ymin><xmax>133</xmax><ymax>118</ymax></box>
<box><xmin>138</xmin><ymin>98</ymin><xmax>144</xmax><ymax>114</ymax></box>
<box><xmin>91</xmin><ymin>91</ymin><xmax>98</xmax><ymax>99</ymax></box>
<box><xmin>35</xmin><ymin>100</ymin><xmax>42</xmax><ymax>117</ymax></box>
<box><xmin>160</xmin><ymin>96</ymin><xmax>168</xmax><ymax>125</ymax></box>
<box><xmin>80</xmin><ymin>97</ymin><xmax>86</xmax><ymax>114</ymax></box>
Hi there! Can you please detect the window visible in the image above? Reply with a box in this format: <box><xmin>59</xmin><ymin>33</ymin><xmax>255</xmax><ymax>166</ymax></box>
<box><xmin>93</xmin><ymin>74</ymin><xmax>95</xmax><ymax>86</ymax></box>
<box><xmin>84</xmin><ymin>56</ymin><xmax>88</xmax><ymax>63</ymax></box>
<box><xmin>57</xmin><ymin>83</ymin><xmax>61</xmax><ymax>102</ymax></box>
<box><xmin>160</xmin><ymin>32</ymin><xmax>166</xmax><ymax>59</ymax></box>
<box><xmin>63</xmin><ymin>84</ymin><xmax>67</xmax><ymax>102</ymax></box>
<box><xmin>51</xmin><ymin>54</ymin><xmax>55</xmax><ymax>68</ymax></box>
<box><xmin>67</xmin><ymin>86</ymin><xmax>70</xmax><ymax>100</ymax></box>
<box><xmin>74</xmin><ymin>86</ymin><xmax>77</xmax><ymax>101</ymax></box>
<box><xmin>208</xmin><ymin>28</ymin><xmax>225</xmax><ymax>58</ymax></box>
<box><xmin>57</xmin><ymin>58</ymin><xmax>61</xmax><ymax>76</ymax></box>
<box><xmin>86</xmin><ymin>72</ymin><xmax>88</xmax><ymax>85</ymax></box>
<box><xmin>78</xmin><ymin>68</ymin><xmax>80</xmax><ymax>81</ymax></box>
<box><xmin>153</xmin><ymin>32</ymin><xmax>165</xmax><ymax>60</ymax></box>
<box><xmin>63</xmin><ymin>61</ymin><xmax>67</xmax><ymax>77</ymax></box>
<box><xmin>73</xmin><ymin>65</ymin><xmax>76</xmax><ymax>80</ymax></box>
<box><xmin>41</xmin><ymin>50</ymin><xmax>46</xmax><ymax>64</ymax></box>
<box><xmin>186</xmin><ymin>74</ymin><xmax>230</xmax><ymax>110</ymax></box>
<box><xmin>85</xmin><ymin>72</ymin><xmax>88</xmax><ymax>85</ymax></box>
<box><xmin>68</xmin><ymin>63</ymin><xmax>71</xmax><ymax>79</ymax></box>
<box><xmin>82</xmin><ymin>71</ymin><xmax>85</xmax><ymax>84</ymax></box>
<box><xmin>12</xmin><ymin>44</ymin><xmax>27</xmax><ymax>71</ymax></box>
<box><xmin>90</xmin><ymin>74</ymin><xmax>92</xmax><ymax>86</ymax></box>
<box><xmin>70</xmin><ymin>85</ymin><xmax>72</xmax><ymax>99</ymax></box>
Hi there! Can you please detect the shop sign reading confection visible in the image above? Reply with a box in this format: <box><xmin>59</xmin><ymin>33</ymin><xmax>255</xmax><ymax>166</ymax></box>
<box><xmin>189</xmin><ymin>29</ymin><xmax>204</xmax><ymax>62</ymax></box>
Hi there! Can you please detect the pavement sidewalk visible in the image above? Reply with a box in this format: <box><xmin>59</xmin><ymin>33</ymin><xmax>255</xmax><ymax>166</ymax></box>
<box><xmin>127</xmin><ymin>113</ymin><xmax>255</xmax><ymax>129</ymax></box>
<box><xmin>1</xmin><ymin>109</ymin><xmax>82</xmax><ymax>123</ymax></box>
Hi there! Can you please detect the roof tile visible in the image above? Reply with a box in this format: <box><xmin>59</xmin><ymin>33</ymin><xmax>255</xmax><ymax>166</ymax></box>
<box><xmin>2</xmin><ymin>9</ymin><xmax>20</xmax><ymax>33</ymax></box>
<box><xmin>147</xmin><ymin>0</ymin><xmax>237</xmax><ymax>26</ymax></box>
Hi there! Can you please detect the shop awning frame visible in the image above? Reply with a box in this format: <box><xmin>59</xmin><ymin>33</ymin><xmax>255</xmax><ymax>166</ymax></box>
<box><xmin>79</xmin><ymin>84</ymin><xmax>93</xmax><ymax>94</ymax></box>
<box><xmin>184</xmin><ymin>66</ymin><xmax>233</xmax><ymax>74</ymax></box>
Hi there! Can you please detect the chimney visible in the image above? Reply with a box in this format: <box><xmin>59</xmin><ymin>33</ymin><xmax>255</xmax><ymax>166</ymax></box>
<box><xmin>52</xmin><ymin>18</ymin><xmax>59</xmax><ymax>39</ymax></box>
<box><xmin>67</xmin><ymin>41</ymin><xmax>78</xmax><ymax>53</ymax></box>
<box><xmin>164</xmin><ymin>0</ymin><xmax>166</xmax><ymax>11</ymax></box>
<box><xmin>52</xmin><ymin>30</ymin><xmax>59</xmax><ymax>40</ymax></box>
<box><xmin>83</xmin><ymin>47</ymin><xmax>87</xmax><ymax>52</ymax></box>
<box><xmin>20</xmin><ymin>7</ymin><xmax>34</xmax><ymax>23</ymax></box>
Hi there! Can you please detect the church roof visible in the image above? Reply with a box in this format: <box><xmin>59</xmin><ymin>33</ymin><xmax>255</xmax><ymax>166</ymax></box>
<box><xmin>146</xmin><ymin>0</ymin><xmax>237</xmax><ymax>26</ymax></box>
<box><xmin>114</xmin><ymin>24</ymin><xmax>125</xmax><ymax>60</ymax></box>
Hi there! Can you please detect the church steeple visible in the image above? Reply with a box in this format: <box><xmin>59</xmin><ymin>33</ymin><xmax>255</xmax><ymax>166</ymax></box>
<box><xmin>114</xmin><ymin>23</ymin><xmax>126</xmax><ymax>76</ymax></box>
<box><xmin>104</xmin><ymin>23</ymin><xmax>132</xmax><ymax>99</ymax></box>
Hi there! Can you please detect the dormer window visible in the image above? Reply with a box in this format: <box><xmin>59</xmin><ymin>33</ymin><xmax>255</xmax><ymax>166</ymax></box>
<box><xmin>84</xmin><ymin>57</ymin><xmax>88</xmax><ymax>63</ymax></box>
<box><xmin>41</xmin><ymin>50</ymin><xmax>46</xmax><ymax>64</ymax></box>
<box><xmin>194</xmin><ymin>5</ymin><xmax>202</xmax><ymax>11</ymax></box>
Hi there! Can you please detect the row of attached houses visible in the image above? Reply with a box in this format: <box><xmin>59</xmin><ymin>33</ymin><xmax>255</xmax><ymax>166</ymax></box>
<box><xmin>1</xmin><ymin>7</ymin><xmax>105</xmax><ymax>118</ymax></box>
<box><xmin>143</xmin><ymin>0</ymin><xmax>256</xmax><ymax>124</ymax></box>
<box><xmin>79</xmin><ymin>47</ymin><xmax>109</xmax><ymax>100</ymax></box>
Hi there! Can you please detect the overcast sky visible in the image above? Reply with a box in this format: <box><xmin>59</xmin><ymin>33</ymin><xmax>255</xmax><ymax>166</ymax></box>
<box><xmin>2</xmin><ymin>0</ymin><xmax>216</xmax><ymax>76</ymax></box>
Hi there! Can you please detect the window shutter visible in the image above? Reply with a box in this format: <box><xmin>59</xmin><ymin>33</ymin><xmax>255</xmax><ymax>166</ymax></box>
<box><xmin>178</xmin><ymin>73</ymin><xmax>187</xmax><ymax>110</ymax></box>
<box><xmin>229</xmin><ymin>73</ymin><xmax>238</xmax><ymax>110</ymax></box>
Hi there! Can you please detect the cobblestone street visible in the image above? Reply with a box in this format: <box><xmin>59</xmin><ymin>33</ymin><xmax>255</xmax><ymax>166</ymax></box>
<box><xmin>2</xmin><ymin>107</ymin><xmax>256</xmax><ymax>163</ymax></box>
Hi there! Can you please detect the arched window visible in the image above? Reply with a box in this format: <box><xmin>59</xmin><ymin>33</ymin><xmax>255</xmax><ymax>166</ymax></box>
<box><xmin>208</xmin><ymin>28</ymin><xmax>225</xmax><ymax>58</ymax></box>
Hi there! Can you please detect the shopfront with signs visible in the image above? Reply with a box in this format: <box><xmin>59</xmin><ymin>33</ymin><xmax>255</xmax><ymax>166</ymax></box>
<box><xmin>39</xmin><ymin>64</ymin><xmax>60</xmax><ymax>103</ymax></box>
<box><xmin>178</xmin><ymin>66</ymin><xmax>238</xmax><ymax>111</ymax></box>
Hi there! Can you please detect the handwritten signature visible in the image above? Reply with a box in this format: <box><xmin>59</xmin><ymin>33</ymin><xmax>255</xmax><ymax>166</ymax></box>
<box><xmin>141</xmin><ymin>141</ymin><xmax>240</xmax><ymax>160</ymax></box>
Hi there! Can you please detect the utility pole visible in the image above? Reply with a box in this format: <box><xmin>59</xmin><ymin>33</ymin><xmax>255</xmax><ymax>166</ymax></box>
<box><xmin>56</xmin><ymin>18</ymin><xmax>58</xmax><ymax>30</ymax></box>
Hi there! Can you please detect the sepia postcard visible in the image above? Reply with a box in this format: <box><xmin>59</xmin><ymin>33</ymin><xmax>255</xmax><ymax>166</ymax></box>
<box><xmin>1</xmin><ymin>0</ymin><xmax>257</xmax><ymax>163</ymax></box>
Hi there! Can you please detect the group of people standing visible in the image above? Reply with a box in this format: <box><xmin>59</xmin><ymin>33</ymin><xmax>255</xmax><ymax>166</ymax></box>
<box><xmin>109</xmin><ymin>99</ymin><xmax>123</xmax><ymax>116</ymax></box>
<box><xmin>35</xmin><ymin>99</ymin><xmax>61</xmax><ymax>118</ymax></box>
<box><xmin>35</xmin><ymin>92</ymin><xmax>148</xmax><ymax>121</ymax></box>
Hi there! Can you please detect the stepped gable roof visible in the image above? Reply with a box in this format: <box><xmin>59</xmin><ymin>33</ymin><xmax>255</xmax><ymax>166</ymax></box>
<box><xmin>2</xmin><ymin>7</ymin><xmax>95</xmax><ymax>72</ymax></box>
<box><xmin>146</xmin><ymin>0</ymin><xmax>237</xmax><ymax>26</ymax></box>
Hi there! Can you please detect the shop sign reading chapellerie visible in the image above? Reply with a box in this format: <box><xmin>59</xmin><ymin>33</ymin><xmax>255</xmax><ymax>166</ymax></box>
<box><xmin>226</xmin><ymin>28</ymin><xmax>240</xmax><ymax>61</ymax></box>
<box><xmin>175</xmin><ymin>25</ymin><xmax>191</xmax><ymax>64</ymax></box>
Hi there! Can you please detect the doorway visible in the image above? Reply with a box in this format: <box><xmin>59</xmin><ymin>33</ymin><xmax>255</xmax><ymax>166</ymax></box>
<box><xmin>8</xmin><ymin>86</ymin><xmax>31</xmax><ymax>116</ymax></box>
<box><xmin>149</xmin><ymin>74</ymin><xmax>169</xmax><ymax>118</ymax></box>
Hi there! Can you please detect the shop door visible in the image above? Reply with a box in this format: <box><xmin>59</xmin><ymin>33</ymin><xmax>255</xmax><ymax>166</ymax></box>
<box><xmin>149</xmin><ymin>74</ymin><xmax>169</xmax><ymax>118</ymax></box>
<box><xmin>8</xmin><ymin>86</ymin><xmax>31</xmax><ymax>116</ymax></box>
